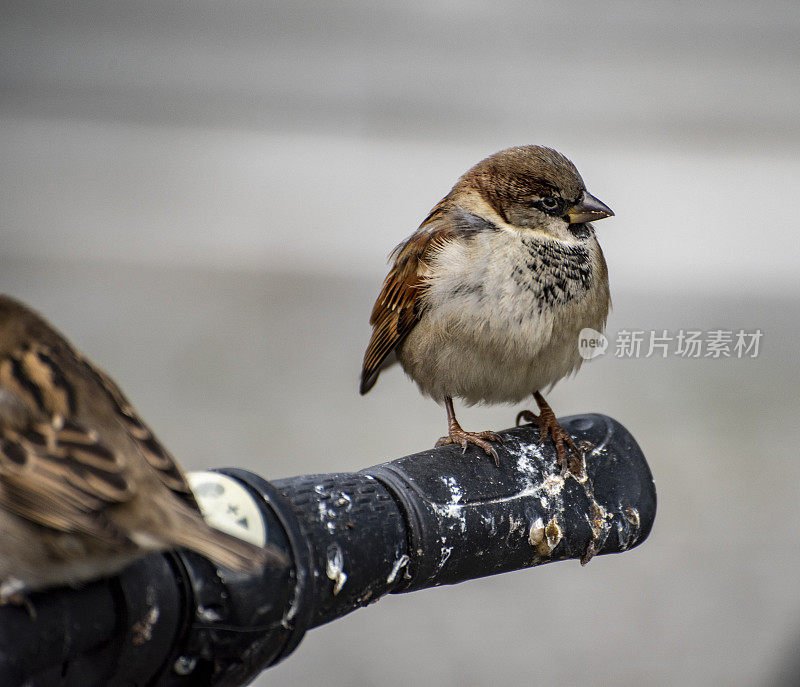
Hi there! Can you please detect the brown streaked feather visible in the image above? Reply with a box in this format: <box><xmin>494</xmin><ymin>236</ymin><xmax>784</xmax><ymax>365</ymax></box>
<box><xmin>360</xmin><ymin>212</ymin><xmax>461</xmax><ymax>395</ymax></box>
<box><xmin>0</xmin><ymin>420</ymin><xmax>135</xmax><ymax>546</ymax></box>
<box><xmin>78</xmin><ymin>356</ymin><xmax>199</xmax><ymax>509</ymax></box>
<box><xmin>0</xmin><ymin>334</ymin><xmax>198</xmax><ymax>512</ymax></box>
<box><xmin>0</xmin><ymin>337</ymin><xmax>141</xmax><ymax>541</ymax></box>
<box><xmin>0</xmin><ymin>295</ymin><xmax>284</xmax><ymax>581</ymax></box>
<box><xmin>0</xmin><ymin>296</ymin><xmax>197</xmax><ymax>533</ymax></box>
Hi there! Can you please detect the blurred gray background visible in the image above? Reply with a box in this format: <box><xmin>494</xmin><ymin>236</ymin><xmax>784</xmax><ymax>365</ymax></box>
<box><xmin>2</xmin><ymin>2</ymin><xmax>799</xmax><ymax>685</ymax></box>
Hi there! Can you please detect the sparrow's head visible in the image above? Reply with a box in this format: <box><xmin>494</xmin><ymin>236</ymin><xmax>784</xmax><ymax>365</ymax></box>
<box><xmin>456</xmin><ymin>145</ymin><xmax>613</xmax><ymax>237</ymax></box>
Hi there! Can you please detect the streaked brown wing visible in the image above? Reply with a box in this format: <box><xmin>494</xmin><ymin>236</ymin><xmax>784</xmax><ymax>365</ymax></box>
<box><xmin>0</xmin><ymin>335</ymin><xmax>199</xmax><ymax>540</ymax></box>
<box><xmin>81</xmin><ymin>358</ymin><xmax>199</xmax><ymax>511</ymax></box>
<box><xmin>0</xmin><ymin>417</ymin><xmax>135</xmax><ymax>546</ymax></box>
<box><xmin>360</xmin><ymin>221</ymin><xmax>455</xmax><ymax>394</ymax></box>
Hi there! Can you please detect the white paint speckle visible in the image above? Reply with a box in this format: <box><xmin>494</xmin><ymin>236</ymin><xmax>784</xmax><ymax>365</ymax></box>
<box><xmin>281</xmin><ymin>568</ymin><xmax>304</xmax><ymax>627</ymax></box>
<box><xmin>432</xmin><ymin>475</ymin><xmax>468</xmax><ymax>533</ymax></box>
<box><xmin>386</xmin><ymin>554</ymin><xmax>410</xmax><ymax>584</ymax></box>
<box><xmin>479</xmin><ymin>512</ymin><xmax>497</xmax><ymax>535</ymax></box>
<box><xmin>317</xmin><ymin>490</ymin><xmax>353</xmax><ymax>533</ymax></box>
<box><xmin>504</xmin><ymin>438</ymin><xmax>566</xmax><ymax>518</ymax></box>
<box><xmin>439</xmin><ymin>545</ymin><xmax>453</xmax><ymax>569</ymax></box>
<box><xmin>318</xmin><ymin>501</ymin><xmax>332</xmax><ymax>521</ymax></box>
<box><xmin>542</xmin><ymin>474</ymin><xmax>565</xmax><ymax>496</ymax></box>
<box><xmin>508</xmin><ymin>513</ymin><xmax>524</xmax><ymax>534</ymax></box>
<box><xmin>326</xmin><ymin>544</ymin><xmax>348</xmax><ymax>596</ymax></box>
<box><xmin>442</xmin><ymin>476</ymin><xmax>463</xmax><ymax>507</ymax></box>
<box><xmin>197</xmin><ymin>606</ymin><xmax>221</xmax><ymax>623</ymax></box>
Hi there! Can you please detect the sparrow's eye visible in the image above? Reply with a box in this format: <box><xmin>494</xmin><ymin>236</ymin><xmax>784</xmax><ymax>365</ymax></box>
<box><xmin>534</xmin><ymin>197</ymin><xmax>563</xmax><ymax>214</ymax></box>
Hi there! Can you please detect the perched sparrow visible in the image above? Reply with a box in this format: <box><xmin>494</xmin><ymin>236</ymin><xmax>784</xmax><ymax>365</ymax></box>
<box><xmin>0</xmin><ymin>296</ymin><xmax>281</xmax><ymax>601</ymax></box>
<box><xmin>360</xmin><ymin>146</ymin><xmax>613</xmax><ymax>470</ymax></box>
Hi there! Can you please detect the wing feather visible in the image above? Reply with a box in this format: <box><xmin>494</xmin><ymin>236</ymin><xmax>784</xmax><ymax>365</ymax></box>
<box><xmin>0</xmin><ymin>337</ymin><xmax>196</xmax><ymax>541</ymax></box>
<box><xmin>82</xmin><ymin>360</ymin><xmax>198</xmax><ymax>508</ymax></box>
<box><xmin>360</xmin><ymin>217</ymin><xmax>458</xmax><ymax>394</ymax></box>
<box><xmin>0</xmin><ymin>420</ymin><xmax>135</xmax><ymax>546</ymax></box>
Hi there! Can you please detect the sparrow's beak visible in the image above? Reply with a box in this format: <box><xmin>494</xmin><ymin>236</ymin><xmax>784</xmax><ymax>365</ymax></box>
<box><xmin>565</xmin><ymin>191</ymin><xmax>614</xmax><ymax>224</ymax></box>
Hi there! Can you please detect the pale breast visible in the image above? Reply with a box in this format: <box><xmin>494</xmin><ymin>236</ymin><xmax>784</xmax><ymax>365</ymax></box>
<box><xmin>398</xmin><ymin>227</ymin><xmax>610</xmax><ymax>404</ymax></box>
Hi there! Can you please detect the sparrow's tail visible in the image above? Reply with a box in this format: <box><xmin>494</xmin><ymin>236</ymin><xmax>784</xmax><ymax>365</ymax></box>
<box><xmin>359</xmin><ymin>350</ymin><xmax>398</xmax><ymax>395</ymax></box>
<box><xmin>177</xmin><ymin>525</ymin><xmax>286</xmax><ymax>573</ymax></box>
<box><xmin>138</xmin><ymin>505</ymin><xmax>287</xmax><ymax>574</ymax></box>
<box><xmin>359</xmin><ymin>368</ymin><xmax>379</xmax><ymax>395</ymax></box>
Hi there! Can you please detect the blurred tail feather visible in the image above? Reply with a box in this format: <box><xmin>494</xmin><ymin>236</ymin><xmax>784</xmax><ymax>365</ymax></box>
<box><xmin>167</xmin><ymin>508</ymin><xmax>287</xmax><ymax>573</ymax></box>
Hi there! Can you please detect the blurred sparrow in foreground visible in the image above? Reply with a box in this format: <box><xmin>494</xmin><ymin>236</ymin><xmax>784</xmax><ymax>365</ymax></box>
<box><xmin>0</xmin><ymin>296</ymin><xmax>282</xmax><ymax>602</ymax></box>
<box><xmin>361</xmin><ymin>146</ymin><xmax>613</xmax><ymax>471</ymax></box>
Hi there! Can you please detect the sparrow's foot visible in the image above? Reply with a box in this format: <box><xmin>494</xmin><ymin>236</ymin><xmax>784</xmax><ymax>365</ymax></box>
<box><xmin>0</xmin><ymin>578</ymin><xmax>36</xmax><ymax>618</ymax></box>
<box><xmin>436</xmin><ymin>429</ymin><xmax>503</xmax><ymax>467</ymax></box>
<box><xmin>516</xmin><ymin>392</ymin><xmax>583</xmax><ymax>476</ymax></box>
<box><xmin>438</xmin><ymin>396</ymin><xmax>503</xmax><ymax>466</ymax></box>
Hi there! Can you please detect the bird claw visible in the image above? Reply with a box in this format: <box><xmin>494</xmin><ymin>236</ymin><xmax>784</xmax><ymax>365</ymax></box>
<box><xmin>0</xmin><ymin>579</ymin><xmax>36</xmax><ymax>619</ymax></box>
<box><xmin>516</xmin><ymin>407</ymin><xmax>583</xmax><ymax>477</ymax></box>
<box><xmin>516</xmin><ymin>409</ymin><xmax>537</xmax><ymax>427</ymax></box>
<box><xmin>436</xmin><ymin>429</ymin><xmax>502</xmax><ymax>467</ymax></box>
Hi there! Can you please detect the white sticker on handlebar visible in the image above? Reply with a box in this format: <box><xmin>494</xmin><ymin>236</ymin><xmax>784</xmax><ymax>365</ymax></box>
<box><xmin>187</xmin><ymin>472</ymin><xmax>266</xmax><ymax>547</ymax></box>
